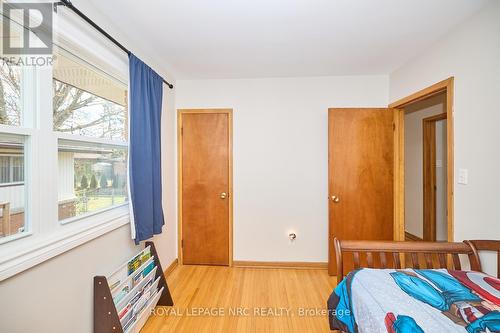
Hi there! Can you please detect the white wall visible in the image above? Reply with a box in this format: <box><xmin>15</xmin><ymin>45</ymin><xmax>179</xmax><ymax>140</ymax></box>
<box><xmin>390</xmin><ymin>0</ymin><xmax>500</xmax><ymax>274</ymax></box>
<box><xmin>0</xmin><ymin>225</ymin><xmax>139</xmax><ymax>333</ymax></box>
<box><xmin>155</xmin><ymin>86</ymin><xmax>178</xmax><ymax>267</ymax></box>
<box><xmin>176</xmin><ymin>76</ymin><xmax>388</xmax><ymax>262</ymax></box>
<box><xmin>404</xmin><ymin>94</ymin><xmax>446</xmax><ymax>240</ymax></box>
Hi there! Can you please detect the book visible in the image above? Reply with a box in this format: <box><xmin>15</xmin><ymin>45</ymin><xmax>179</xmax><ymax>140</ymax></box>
<box><xmin>115</xmin><ymin>266</ymin><xmax>158</xmax><ymax>309</ymax></box>
<box><xmin>111</xmin><ymin>256</ymin><xmax>155</xmax><ymax>302</ymax></box>
<box><xmin>118</xmin><ymin>303</ymin><xmax>132</xmax><ymax>320</ymax></box>
<box><xmin>113</xmin><ymin>285</ymin><xmax>130</xmax><ymax>305</ymax></box>
<box><xmin>107</xmin><ymin>246</ymin><xmax>152</xmax><ymax>291</ymax></box>
<box><xmin>127</xmin><ymin>248</ymin><xmax>151</xmax><ymax>275</ymax></box>
<box><xmin>94</xmin><ymin>243</ymin><xmax>170</xmax><ymax>333</ymax></box>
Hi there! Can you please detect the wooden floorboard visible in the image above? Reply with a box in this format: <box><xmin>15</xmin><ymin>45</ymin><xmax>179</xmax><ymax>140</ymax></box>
<box><xmin>142</xmin><ymin>265</ymin><xmax>337</xmax><ymax>332</ymax></box>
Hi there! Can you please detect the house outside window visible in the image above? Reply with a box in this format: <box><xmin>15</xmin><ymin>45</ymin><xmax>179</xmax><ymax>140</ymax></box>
<box><xmin>0</xmin><ymin>155</ymin><xmax>24</xmax><ymax>184</ymax></box>
<box><xmin>53</xmin><ymin>50</ymin><xmax>128</xmax><ymax>222</ymax></box>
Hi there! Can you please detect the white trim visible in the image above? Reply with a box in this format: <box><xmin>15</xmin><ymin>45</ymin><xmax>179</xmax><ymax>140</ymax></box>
<box><xmin>0</xmin><ymin>181</ymin><xmax>24</xmax><ymax>188</ymax></box>
<box><xmin>127</xmin><ymin>71</ymin><xmax>136</xmax><ymax>240</ymax></box>
<box><xmin>0</xmin><ymin>213</ymin><xmax>129</xmax><ymax>281</ymax></box>
<box><xmin>0</xmin><ymin>231</ymin><xmax>32</xmax><ymax>246</ymax></box>
<box><xmin>0</xmin><ymin>125</ymin><xmax>33</xmax><ymax>136</ymax></box>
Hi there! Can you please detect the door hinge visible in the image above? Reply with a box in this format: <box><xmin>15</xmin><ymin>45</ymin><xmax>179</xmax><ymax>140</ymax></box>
<box><xmin>393</xmin><ymin>123</ymin><xmax>396</xmax><ymax>131</ymax></box>
<box><xmin>181</xmin><ymin>239</ymin><xmax>184</xmax><ymax>248</ymax></box>
<box><xmin>180</xmin><ymin>127</ymin><xmax>183</xmax><ymax>135</ymax></box>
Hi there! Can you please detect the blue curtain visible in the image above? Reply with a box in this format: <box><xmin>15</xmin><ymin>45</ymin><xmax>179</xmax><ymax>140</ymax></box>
<box><xmin>128</xmin><ymin>54</ymin><xmax>164</xmax><ymax>244</ymax></box>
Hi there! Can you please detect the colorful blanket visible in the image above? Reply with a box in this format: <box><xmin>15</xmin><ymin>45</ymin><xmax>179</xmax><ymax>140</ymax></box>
<box><xmin>327</xmin><ymin>268</ymin><xmax>500</xmax><ymax>333</ymax></box>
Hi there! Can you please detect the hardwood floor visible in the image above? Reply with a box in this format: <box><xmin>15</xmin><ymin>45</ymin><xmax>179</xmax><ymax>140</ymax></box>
<box><xmin>142</xmin><ymin>265</ymin><xmax>337</xmax><ymax>332</ymax></box>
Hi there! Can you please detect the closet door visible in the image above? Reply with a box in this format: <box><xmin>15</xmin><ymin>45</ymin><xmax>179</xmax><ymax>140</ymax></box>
<box><xmin>179</xmin><ymin>109</ymin><xmax>232</xmax><ymax>266</ymax></box>
<box><xmin>328</xmin><ymin>108</ymin><xmax>394</xmax><ymax>276</ymax></box>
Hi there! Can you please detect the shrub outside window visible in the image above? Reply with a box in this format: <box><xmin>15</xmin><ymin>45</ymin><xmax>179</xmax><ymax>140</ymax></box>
<box><xmin>58</xmin><ymin>140</ymin><xmax>128</xmax><ymax>222</ymax></box>
<box><xmin>53</xmin><ymin>49</ymin><xmax>129</xmax><ymax>223</ymax></box>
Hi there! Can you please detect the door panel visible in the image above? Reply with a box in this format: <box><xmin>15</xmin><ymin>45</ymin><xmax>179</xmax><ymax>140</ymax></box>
<box><xmin>328</xmin><ymin>108</ymin><xmax>394</xmax><ymax>276</ymax></box>
<box><xmin>181</xmin><ymin>111</ymin><xmax>230</xmax><ymax>265</ymax></box>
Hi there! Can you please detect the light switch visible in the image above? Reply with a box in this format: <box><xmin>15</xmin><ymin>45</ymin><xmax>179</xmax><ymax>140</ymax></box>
<box><xmin>458</xmin><ymin>168</ymin><xmax>468</xmax><ymax>185</ymax></box>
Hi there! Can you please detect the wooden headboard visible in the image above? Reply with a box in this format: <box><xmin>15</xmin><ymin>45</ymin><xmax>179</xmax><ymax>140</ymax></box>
<box><xmin>333</xmin><ymin>238</ymin><xmax>500</xmax><ymax>281</ymax></box>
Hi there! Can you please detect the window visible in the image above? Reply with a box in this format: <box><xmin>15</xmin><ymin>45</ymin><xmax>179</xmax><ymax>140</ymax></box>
<box><xmin>0</xmin><ymin>59</ymin><xmax>22</xmax><ymax>127</ymax></box>
<box><xmin>53</xmin><ymin>52</ymin><xmax>127</xmax><ymax>141</ymax></box>
<box><xmin>54</xmin><ymin>50</ymin><xmax>128</xmax><ymax>223</ymax></box>
<box><xmin>0</xmin><ymin>20</ymin><xmax>30</xmax><ymax>242</ymax></box>
<box><xmin>58</xmin><ymin>140</ymin><xmax>128</xmax><ymax>221</ymax></box>
<box><xmin>0</xmin><ymin>134</ymin><xmax>26</xmax><ymax>239</ymax></box>
<box><xmin>0</xmin><ymin>10</ymin><xmax>31</xmax><ymax>243</ymax></box>
<box><xmin>0</xmin><ymin>9</ymin><xmax>130</xmax><ymax>280</ymax></box>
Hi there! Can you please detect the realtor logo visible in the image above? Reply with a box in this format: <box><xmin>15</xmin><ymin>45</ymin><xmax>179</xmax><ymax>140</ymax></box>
<box><xmin>2</xmin><ymin>2</ymin><xmax>53</xmax><ymax>55</ymax></box>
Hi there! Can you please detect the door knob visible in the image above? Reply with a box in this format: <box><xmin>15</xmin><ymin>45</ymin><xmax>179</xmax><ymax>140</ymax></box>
<box><xmin>220</xmin><ymin>192</ymin><xmax>227</xmax><ymax>199</ymax></box>
<box><xmin>331</xmin><ymin>195</ymin><xmax>340</xmax><ymax>203</ymax></box>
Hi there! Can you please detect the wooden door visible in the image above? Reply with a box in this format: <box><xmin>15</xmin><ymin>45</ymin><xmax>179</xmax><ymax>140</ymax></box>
<box><xmin>179</xmin><ymin>110</ymin><xmax>232</xmax><ymax>266</ymax></box>
<box><xmin>328</xmin><ymin>108</ymin><xmax>394</xmax><ymax>276</ymax></box>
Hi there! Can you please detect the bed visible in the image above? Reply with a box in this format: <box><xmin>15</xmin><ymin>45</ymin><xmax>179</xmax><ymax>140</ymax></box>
<box><xmin>327</xmin><ymin>239</ymin><xmax>500</xmax><ymax>333</ymax></box>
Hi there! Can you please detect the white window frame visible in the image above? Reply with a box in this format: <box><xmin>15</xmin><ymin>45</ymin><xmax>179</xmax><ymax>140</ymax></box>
<box><xmin>0</xmin><ymin>8</ymin><xmax>131</xmax><ymax>281</ymax></box>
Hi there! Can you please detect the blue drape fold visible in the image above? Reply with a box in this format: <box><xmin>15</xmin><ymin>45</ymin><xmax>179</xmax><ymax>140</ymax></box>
<box><xmin>128</xmin><ymin>53</ymin><xmax>164</xmax><ymax>244</ymax></box>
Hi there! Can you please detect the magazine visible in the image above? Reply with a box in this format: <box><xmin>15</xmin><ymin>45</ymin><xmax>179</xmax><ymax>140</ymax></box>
<box><xmin>107</xmin><ymin>246</ymin><xmax>152</xmax><ymax>290</ymax></box>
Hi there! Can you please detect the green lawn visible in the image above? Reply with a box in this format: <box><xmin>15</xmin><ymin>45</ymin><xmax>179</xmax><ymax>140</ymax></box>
<box><xmin>77</xmin><ymin>195</ymin><xmax>127</xmax><ymax>214</ymax></box>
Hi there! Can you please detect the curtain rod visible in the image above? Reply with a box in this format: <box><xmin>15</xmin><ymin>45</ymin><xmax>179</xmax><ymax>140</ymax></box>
<box><xmin>54</xmin><ymin>0</ymin><xmax>174</xmax><ymax>89</ymax></box>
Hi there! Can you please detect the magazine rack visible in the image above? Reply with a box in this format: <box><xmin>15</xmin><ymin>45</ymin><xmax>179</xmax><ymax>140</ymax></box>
<box><xmin>94</xmin><ymin>241</ymin><xmax>173</xmax><ymax>333</ymax></box>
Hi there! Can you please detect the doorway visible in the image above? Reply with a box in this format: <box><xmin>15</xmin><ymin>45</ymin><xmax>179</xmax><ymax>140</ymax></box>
<box><xmin>391</xmin><ymin>78</ymin><xmax>454</xmax><ymax>242</ymax></box>
<box><xmin>403</xmin><ymin>94</ymin><xmax>447</xmax><ymax>241</ymax></box>
<box><xmin>177</xmin><ymin>109</ymin><xmax>233</xmax><ymax>266</ymax></box>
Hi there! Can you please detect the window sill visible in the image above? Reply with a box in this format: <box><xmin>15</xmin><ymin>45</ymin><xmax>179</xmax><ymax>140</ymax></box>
<box><xmin>0</xmin><ymin>209</ymin><xmax>130</xmax><ymax>281</ymax></box>
<box><xmin>0</xmin><ymin>182</ymin><xmax>24</xmax><ymax>188</ymax></box>
<box><xmin>0</xmin><ymin>231</ymin><xmax>33</xmax><ymax>246</ymax></box>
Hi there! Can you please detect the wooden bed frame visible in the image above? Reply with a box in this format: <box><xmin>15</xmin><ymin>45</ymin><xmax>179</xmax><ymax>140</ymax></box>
<box><xmin>331</xmin><ymin>239</ymin><xmax>500</xmax><ymax>332</ymax></box>
<box><xmin>334</xmin><ymin>238</ymin><xmax>500</xmax><ymax>281</ymax></box>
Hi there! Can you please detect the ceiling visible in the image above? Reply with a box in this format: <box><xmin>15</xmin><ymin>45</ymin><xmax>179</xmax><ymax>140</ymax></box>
<box><xmin>78</xmin><ymin>0</ymin><xmax>490</xmax><ymax>79</ymax></box>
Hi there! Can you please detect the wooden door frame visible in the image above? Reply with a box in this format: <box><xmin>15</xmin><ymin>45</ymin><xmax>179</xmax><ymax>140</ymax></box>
<box><xmin>423</xmin><ymin>113</ymin><xmax>447</xmax><ymax>241</ymax></box>
<box><xmin>177</xmin><ymin>108</ymin><xmax>233</xmax><ymax>266</ymax></box>
<box><xmin>390</xmin><ymin>77</ymin><xmax>454</xmax><ymax>242</ymax></box>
